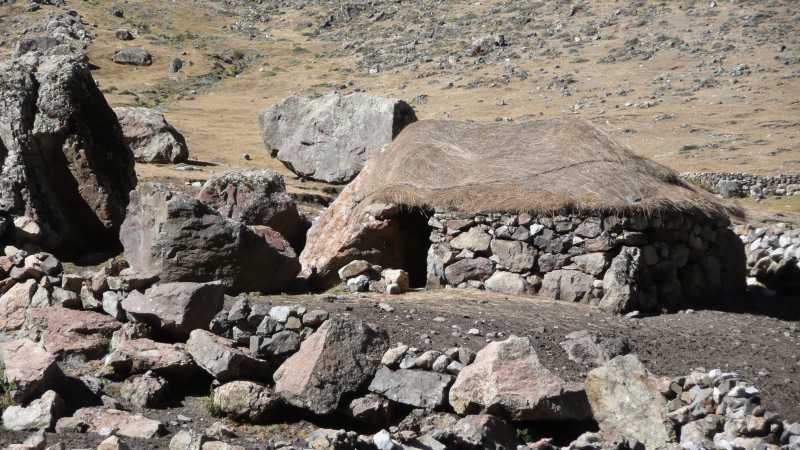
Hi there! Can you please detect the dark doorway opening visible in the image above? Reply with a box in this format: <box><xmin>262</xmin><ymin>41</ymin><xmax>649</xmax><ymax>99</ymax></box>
<box><xmin>394</xmin><ymin>207</ymin><xmax>433</xmax><ymax>288</ymax></box>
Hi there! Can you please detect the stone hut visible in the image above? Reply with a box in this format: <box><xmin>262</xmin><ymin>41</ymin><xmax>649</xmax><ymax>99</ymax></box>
<box><xmin>300</xmin><ymin>119</ymin><xmax>746</xmax><ymax>314</ymax></box>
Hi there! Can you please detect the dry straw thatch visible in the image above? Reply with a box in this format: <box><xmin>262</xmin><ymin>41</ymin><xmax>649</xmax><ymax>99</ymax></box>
<box><xmin>354</xmin><ymin>119</ymin><xmax>738</xmax><ymax>220</ymax></box>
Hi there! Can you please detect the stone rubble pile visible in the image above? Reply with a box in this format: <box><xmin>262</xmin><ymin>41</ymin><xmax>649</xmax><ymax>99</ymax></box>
<box><xmin>735</xmin><ymin>222</ymin><xmax>800</xmax><ymax>294</ymax></box>
<box><xmin>13</xmin><ymin>11</ymin><xmax>92</xmax><ymax>58</ymax></box>
<box><xmin>681</xmin><ymin>172</ymin><xmax>800</xmax><ymax>199</ymax></box>
<box><xmin>338</xmin><ymin>260</ymin><xmax>411</xmax><ymax>295</ymax></box>
<box><xmin>427</xmin><ymin>211</ymin><xmax>745</xmax><ymax>314</ymax></box>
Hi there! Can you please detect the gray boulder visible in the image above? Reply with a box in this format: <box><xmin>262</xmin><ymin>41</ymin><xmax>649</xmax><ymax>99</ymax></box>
<box><xmin>1</xmin><ymin>390</ymin><xmax>65</xmax><ymax>431</ymax></box>
<box><xmin>120</xmin><ymin>183</ymin><xmax>300</xmax><ymax>294</ymax></box>
<box><xmin>368</xmin><ymin>367</ymin><xmax>453</xmax><ymax>410</ymax></box>
<box><xmin>559</xmin><ymin>330</ymin><xmax>630</xmax><ymax>368</ymax></box>
<box><xmin>0</xmin><ymin>339</ymin><xmax>64</xmax><ymax>403</ymax></box>
<box><xmin>197</xmin><ymin>170</ymin><xmax>307</xmax><ymax>251</ymax></box>
<box><xmin>448</xmin><ymin>336</ymin><xmax>591</xmax><ymax>422</ymax></box>
<box><xmin>273</xmin><ymin>318</ymin><xmax>388</xmax><ymax>415</ymax></box>
<box><xmin>259</xmin><ymin>93</ymin><xmax>416</xmax><ymax>184</ymax></box>
<box><xmin>211</xmin><ymin>380</ymin><xmax>279</xmax><ymax>423</ymax></box>
<box><xmin>186</xmin><ymin>329</ymin><xmax>273</xmax><ymax>383</ymax></box>
<box><xmin>444</xmin><ymin>257</ymin><xmax>494</xmax><ymax>285</ymax></box>
<box><xmin>484</xmin><ymin>271</ymin><xmax>533</xmax><ymax>295</ymax></box>
<box><xmin>585</xmin><ymin>354</ymin><xmax>674</xmax><ymax>449</ymax></box>
<box><xmin>0</xmin><ymin>54</ymin><xmax>136</xmax><ymax>255</ymax></box>
<box><xmin>445</xmin><ymin>414</ymin><xmax>519</xmax><ymax>450</ymax></box>
<box><xmin>119</xmin><ymin>371</ymin><xmax>169</xmax><ymax>409</ymax></box>
<box><xmin>114</xmin><ymin>107</ymin><xmax>189</xmax><ymax>164</ymax></box>
<box><xmin>121</xmin><ymin>281</ymin><xmax>225</xmax><ymax>340</ymax></box>
<box><xmin>112</xmin><ymin>47</ymin><xmax>152</xmax><ymax>66</ymax></box>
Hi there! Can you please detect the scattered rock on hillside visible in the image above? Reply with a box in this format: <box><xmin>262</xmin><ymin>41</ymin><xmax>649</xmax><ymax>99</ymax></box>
<box><xmin>114</xmin><ymin>107</ymin><xmax>190</xmax><ymax>164</ymax></box>
<box><xmin>0</xmin><ymin>54</ymin><xmax>136</xmax><ymax>256</ymax></box>
<box><xmin>273</xmin><ymin>318</ymin><xmax>389</xmax><ymax>415</ymax></box>
<box><xmin>121</xmin><ymin>281</ymin><xmax>225</xmax><ymax>340</ymax></box>
<box><xmin>120</xmin><ymin>183</ymin><xmax>300</xmax><ymax>294</ymax></box>
<box><xmin>259</xmin><ymin>92</ymin><xmax>417</xmax><ymax>184</ymax></box>
<box><xmin>585</xmin><ymin>354</ymin><xmax>674</xmax><ymax>448</ymax></box>
<box><xmin>448</xmin><ymin>336</ymin><xmax>591</xmax><ymax>421</ymax></box>
<box><xmin>197</xmin><ymin>170</ymin><xmax>307</xmax><ymax>251</ymax></box>
<box><xmin>112</xmin><ymin>47</ymin><xmax>153</xmax><ymax>66</ymax></box>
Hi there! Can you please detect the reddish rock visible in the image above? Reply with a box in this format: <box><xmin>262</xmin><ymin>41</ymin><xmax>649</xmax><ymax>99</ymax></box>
<box><xmin>72</xmin><ymin>407</ymin><xmax>165</xmax><ymax>439</ymax></box>
<box><xmin>197</xmin><ymin>170</ymin><xmax>308</xmax><ymax>251</ymax></box>
<box><xmin>448</xmin><ymin>336</ymin><xmax>591</xmax><ymax>422</ymax></box>
<box><xmin>0</xmin><ymin>278</ymin><xmax>36</xmax><ymax>332</ymax></box>
<box><xmin>103</xmin><ymin>337</ymin><xmax>197</xmax><ymax>379</ymax></box>
<box><xmin>24</xmin><ymin>306</ymin><xmax>122</xmax><ymax>359</ymax></box>
<box><xmin>0</xmin><ymin>339</ymin><xmax>64</xmax><ymax>403</ymax></box>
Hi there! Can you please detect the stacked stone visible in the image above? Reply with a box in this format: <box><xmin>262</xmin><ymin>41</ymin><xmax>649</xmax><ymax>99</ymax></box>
<box><xmin>427</xmin><ymin>210</ymin><xmax>744</xmax><ymax>314</ymax></box>
<box><xmin>208</xmin><ymin>298</ymin><xmax>329</xmax><ymax>359</ymax></box>
<box><xmin>735</xmin><ymin>222</ymin><xmax>800</xmax><ymax>293</ymax></box>
<box><xmin>337</xmin><ymin>260</ymin><xmax>411</xmax><ymax>295</ymax></box>
<box><xmin>665</xmin><ymin>368</ymin><xmax>797</xmax><ymax>450</ymax></box>
<box><xmin>681</xmin><ymin>172</ymin><xmax>800</xmax><ymax>199</ymax></box>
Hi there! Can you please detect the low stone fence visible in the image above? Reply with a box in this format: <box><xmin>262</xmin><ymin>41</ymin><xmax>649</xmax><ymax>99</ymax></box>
<box><xmin>735</xmin><ymin>222</ymin><xmax>800</xmax><ymax>293</ymax></box>
<box><xmin>680</xmin><ymin>172</ymin><xmax>800</xmax><ymax>198</ymax></box>
<box><xmin>426</xmin><ymin>211</ymin><xmax>745</xmax><ymax>314</ymax></box>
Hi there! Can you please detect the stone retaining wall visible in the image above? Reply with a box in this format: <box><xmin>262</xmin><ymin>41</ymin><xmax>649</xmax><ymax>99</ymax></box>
<box><xmin>734</xmin><ymin>222</ymin><xmax>800</xmax><ymax>293</ymax></box>
<box><xmin>680</xmin><ymin>172</ymin><xmax>800</xmax><ymax>198</ymax></box>
<box><xmin>426</xmin><ymin>211</ymin><xmax>746</xmax><ymax>314</ymax></box>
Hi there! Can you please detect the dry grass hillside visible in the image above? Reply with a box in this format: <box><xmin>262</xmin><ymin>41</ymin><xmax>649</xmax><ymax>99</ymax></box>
<box><xmin>1</xmin><ymin>0</ymin><xmax>799</xmax><ymax>214</ymax></box>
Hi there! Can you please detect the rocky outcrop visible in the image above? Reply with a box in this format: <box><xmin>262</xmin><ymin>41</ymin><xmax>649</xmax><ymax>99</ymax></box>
<box><xmin>120</xmin><ymin>183</ymin><xmax>299</xmax><ymax>294</ymax></box>
<box><xmin>273</xmin><ymin>318</ymin><xmax>388</xmax><ymax>415</ymax></box>
<box><xmin>448</xmin><ymin>336</ymin><xmax>591</xmax><ymax>422</ymax></box>
<box><xmin>114</xmin><ymin>107</ymin><xmax>189</xmax><ymax>164</ymax></box>
<box><xmin>259</xmin><ymin>92</ymin><xmax>416</xmax><ymax>184</ymax></box>
<box><xmin>121</xmin><ymin>281</ymin><xmax>225</xmax><ymax>340</ymax></box>
<box><xmin>0</xmin><ymin>54</ymin><xmax>136</xmax><ymax>256</ymax></box>
<box><xmin>197</xmin><ymin>170</ymin><xmax>307</xmax><ymax>251</ymax></box>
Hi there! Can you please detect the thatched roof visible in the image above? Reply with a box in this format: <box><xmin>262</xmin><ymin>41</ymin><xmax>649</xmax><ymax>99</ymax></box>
<box><xmin>354</xmin><ymin>119</ymin><xmax>736</xmax><ymax>219</ymax></box>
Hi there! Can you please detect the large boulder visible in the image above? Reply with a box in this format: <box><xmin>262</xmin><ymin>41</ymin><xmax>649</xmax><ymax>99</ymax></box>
<box><xmin>112</xmin><ymin>48</ymin><xmax>153</xmax><ymax>66</ymax></box>
<box><xmin>585</xmin><ymin>354</ymin><xmax>674</xmax><ymax>449</ymax></box>
<box><xmin>448</xmin><ymin>336</ymin><xmax>591</xmax><ymax>422</ymax></box>
<box><xmin>120</xmin><ymin>183</ymin><xmax>300</xmax><ymax>294</ymax></box>
<box><xmin>0</xmin><ymin>339</ymin><xmax>64</xmax><ymax>403</ymax></box>
<box><xmin>121</xmin><ymin>281</ymin><xmax>225</xmax><ymax>340</ymax></box>
<box><xmin>186</xmin><ymin>329</ymin><xmax>273</xmax><ymax>383</ymax></box>
<box><xmin>113</xmin><ymin>107</ymin><xmax>189</xmax><ymax>163</ymax></box>
<box><xmin>273</xmin><ymin>318</ymin><xmax>389</xmax><ymax>415</ymax></box>
<box><xmin>197</xmin><ymin>170</ymin><xmax>308</xmax><ymax>251</ymax></box>
<box><xmin>259</xmin><ymin>92</ymin><xmax>417</xmax><ymax>184</ymax></box>
<box><xmin>0</xmin><ymin>54</ymin><xmax>136</xmax><ymax>256</ymax></box>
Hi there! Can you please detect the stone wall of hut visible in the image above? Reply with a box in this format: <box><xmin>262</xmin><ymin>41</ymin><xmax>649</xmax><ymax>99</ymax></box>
<box><xmin>426</xmin><ymin>211</ymin><xmax>746</xmax><ymax>314</ymax></box>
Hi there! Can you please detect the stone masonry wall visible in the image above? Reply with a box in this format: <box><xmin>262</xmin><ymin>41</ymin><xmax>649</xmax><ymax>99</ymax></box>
<box><xmin>681</xmin><ymin>172</ymin><xmax>800</xmax><ymax>199</ymax></box>
<box><xmin>734</xmin><ymin>222</ymin><xmax>800</xmax><ymax>293</ymax></box>
<box><xmin>426</xmin><ymin>211</ymin><xmax>746</xmax><ymax>314</ymax></box>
